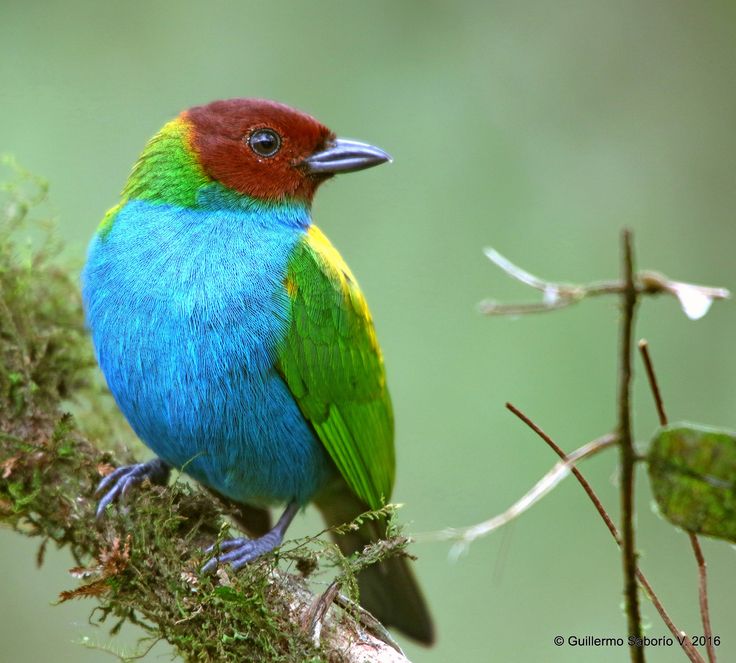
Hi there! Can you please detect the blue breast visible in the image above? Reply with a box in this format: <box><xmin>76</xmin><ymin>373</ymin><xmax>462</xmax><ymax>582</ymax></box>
<box><xmin>82</xmin><ymin>199</ymin><xmax>334</xmax><ymax>506</ymax></box>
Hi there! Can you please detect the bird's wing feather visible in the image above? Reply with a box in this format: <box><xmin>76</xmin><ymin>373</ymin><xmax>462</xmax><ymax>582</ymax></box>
<box><xmin>276</xmin><ymin>225</ymin><xmax>394</xmax><ymax>509</ymax></box>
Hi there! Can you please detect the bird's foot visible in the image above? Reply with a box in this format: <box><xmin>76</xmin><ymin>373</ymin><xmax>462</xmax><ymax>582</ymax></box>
<box><xmin>202</xmin><ymin>531</ymin><xmax>284</xmax><ymax>573</ymax></box>
<box><xmin>203</xmin><ymin>501</ymin><xmax>299</xmax><ymax>573</ymax></box>
<box><xmin>95</xmin><ymin>458</ymin><xmax>170</xmax><ymax>519</ymax></box>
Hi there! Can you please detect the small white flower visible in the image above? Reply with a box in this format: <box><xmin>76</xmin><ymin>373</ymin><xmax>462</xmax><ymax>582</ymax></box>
<box><xmin>671</xmin><ymin>282</ymin><xmax>719</xmax><ymax>320</ymax></box>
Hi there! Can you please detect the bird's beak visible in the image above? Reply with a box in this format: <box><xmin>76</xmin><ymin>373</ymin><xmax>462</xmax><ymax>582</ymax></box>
<box><xmin>302</xmin><ymin>138</ymin><xmax>392</xmax><ymax>175</ymax></box>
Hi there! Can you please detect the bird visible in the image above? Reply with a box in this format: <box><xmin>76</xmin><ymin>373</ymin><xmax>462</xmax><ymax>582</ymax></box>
<box><xmin>82</xmin><ymin>98</ymin><xmax>434</xmax><ymax>644</ymax></box>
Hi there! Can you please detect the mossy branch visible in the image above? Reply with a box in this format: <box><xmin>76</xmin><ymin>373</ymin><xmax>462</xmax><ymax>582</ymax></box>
<box><xmin>0</xmin><ymin>160</ymin><xmax>412</xmax><ymax>662</ymax></box>
<box><xmin>0</xmin><ymin>415</ymin><xmax>411</xmax><ymax>662</ymax></box>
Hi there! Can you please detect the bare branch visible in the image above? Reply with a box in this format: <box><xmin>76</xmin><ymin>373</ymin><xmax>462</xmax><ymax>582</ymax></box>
<box><xmin>480</xmin><ymin>248</ymin><xmax>729</xmax><ymax>320</ymax></box>
<box><xmin>618</xmin><ymin>229</ymin><xmax>644</xmax><ymax>662</ymax></box>
<box><xmin>429</xmin><ymin>433</ymin><xmax>616</xmax><ymax>557</ymax></box>
<box><xmin>640</xmin><ymin>272</ymin><xmax>730</xmax><ymax>321</ymax></box>
<box><xmin>638</xmin><ymin>339</ymin><xmax>715</xmax><ymax>663</ymax></box>
<box><xmin>505</xmin><ymin>404</ymin><xmax>621</xmax><ymax>543</ymax></box>
<box><xmin>506</xmin><ymin>403</ymin><xmax>704</xmax><ymax>663</ymax></box>
<box><xmin>480</xmin><ymin>247</ymin><xmax>620</xmax><ymax>315</ymax></box>
<box><xmin>638</xmin><ymin>339</ymin><xmax>668</xmax><ymax>427</ymax></box>
<box><xmin>476</xmin><ymin>238</ymin><xmax>725</xmax><ymax>662</ymax></box>
<box><xmin>689</xmin><ymin>534</ymin><xmax>716</xmax><ymax>663</ymax></box>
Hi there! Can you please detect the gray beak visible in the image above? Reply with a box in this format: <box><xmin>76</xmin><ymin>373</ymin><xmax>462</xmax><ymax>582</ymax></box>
<box><xmin>302</xmin><ymin>138</ymin><xmax>392</xmax><ymax>175</ymax></box>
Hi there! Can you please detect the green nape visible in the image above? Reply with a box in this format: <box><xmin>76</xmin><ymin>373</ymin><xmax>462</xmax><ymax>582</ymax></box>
<box><xmin>97</xmin><ymin>117</ymin><xmax>210</xmax><ymax>237</ymax></box>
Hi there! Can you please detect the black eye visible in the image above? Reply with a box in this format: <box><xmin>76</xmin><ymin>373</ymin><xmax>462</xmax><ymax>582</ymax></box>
<box><xmin>247</xmin><ymin>128</ymin><xmax>281</xmax><ymax>157</ymax></box>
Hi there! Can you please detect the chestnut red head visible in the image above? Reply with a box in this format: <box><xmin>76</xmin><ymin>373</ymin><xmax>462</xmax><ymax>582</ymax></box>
<box><xmin>185</xmin><ymin>98</ymin><xmax>390</xmax><ymax>204</ymax></box>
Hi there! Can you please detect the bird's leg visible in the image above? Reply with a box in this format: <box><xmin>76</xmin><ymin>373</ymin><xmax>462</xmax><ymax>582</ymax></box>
<box><xmin>95</xmin><ymin>457</ymin><xmax>171</xmax><ymax>519</ymax></box>
<box><xmin>203</xmin><ymin>500</ymin><xmax>299</xmax><ymax>573</ymax></box>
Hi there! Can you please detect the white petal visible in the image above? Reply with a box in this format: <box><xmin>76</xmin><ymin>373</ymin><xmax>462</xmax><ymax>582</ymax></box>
<box><xmin>673</xmin><ymin>284</ymin><xmax>714</xmax><ymax>320</ymax></box>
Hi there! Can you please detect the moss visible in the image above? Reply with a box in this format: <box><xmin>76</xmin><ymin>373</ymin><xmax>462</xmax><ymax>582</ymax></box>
<box><xmin>0</xmin><ymin>157</ymin><xmax>93</xmax><ymax>417</ymax></box>
<box><xmin>0</xmin><ymin>160</ymin><xmax>408</xmax><ymax>662</ymax></box>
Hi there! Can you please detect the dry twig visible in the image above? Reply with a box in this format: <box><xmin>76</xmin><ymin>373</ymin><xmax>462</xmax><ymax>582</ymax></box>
<box><xmin>638</xmin><ymin>339</ymin><xmax>716</xmax><ymax>663</ymax></box>
<box><xmin>617</xmin><ymin>230</ymin><xmax>643</xmax><ymax>661</ymax></box>
<box><xmin>505</xmin><ymin>403</ymin><xmax>704</xmax><ymax>663</ymax></box>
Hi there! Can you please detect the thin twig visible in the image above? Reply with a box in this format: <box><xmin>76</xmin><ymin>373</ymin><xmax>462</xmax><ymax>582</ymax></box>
<box><xmin>618</xmin><ymin>230</ymin><xmax>644</xmax><ymax>662</ymax></box>
<box><xmin>480</xmin><ymin>248</ymin><xmax>729</xmax><ymax>319</ymax></box>
<box><xmin>689</xmin><ymin>535</ymin><xmax>716</xmax><ymax>663</ymax></box>
<box><xmin>505</xmin><ymin>403</ymin><xmax>704</xmax><ymax>663</ymax></box>
<box><xmin>505</xmin><ymin>404</ymin><xmax>620</xmax><ymax>542</ymax></box>
<box><xmin>637</xmin><ymin>340</ymin><xmax>668</xmax><ymax>426</ymax></box>
<box><xmin>479</xmin><ymin>241</ymin><xmax>727</xmax><ymax>662</ymax></box>
<box><xmin>638</xmin><ymin>339</ymin><xmax>716</xmax><ymax>663</ymax></box>
<box><xmin>427</xmin><ymin>435</ymin><xmax>616</xmax><ymax>555</ymax></box>
<box><xmin>478</xmin><ymin>300</ymin><xmax>574</xmax><ymax>316</ymax></box>
<box><xmin>633</xmin><ymin>573</ymin><xmax>703</xmax><ymax>663</ymax></box>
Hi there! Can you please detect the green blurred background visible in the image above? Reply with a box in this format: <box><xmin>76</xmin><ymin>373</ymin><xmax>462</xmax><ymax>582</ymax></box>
<box><xmin>2</xmin><ymin>1</ymin><xmax>735</xmax><ymax>661</ymax></box>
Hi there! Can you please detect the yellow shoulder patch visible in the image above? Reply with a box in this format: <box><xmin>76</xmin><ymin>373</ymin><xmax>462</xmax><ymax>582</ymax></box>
<box><xmin>306</xmin><ymin>225</ymin><xmax>379</xmax><ymax>352</ymax></box>
<box><xmin>306</xmin><ymin>225</ymin><xmax>360</xmax><ymax>285</ymax></box>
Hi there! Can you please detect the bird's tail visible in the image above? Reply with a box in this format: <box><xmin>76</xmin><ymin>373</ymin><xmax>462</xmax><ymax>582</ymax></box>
<box><xmin>314</xmin><ymin>483</ymin><xmax>435</xmax><ymax>645</ymax></box>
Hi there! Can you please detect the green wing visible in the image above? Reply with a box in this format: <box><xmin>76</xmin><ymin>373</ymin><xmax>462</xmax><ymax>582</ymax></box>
<box><xmin>277</xmin><ymin>225</ymin><xmax>395</xmax><ymax>509</ymax></box>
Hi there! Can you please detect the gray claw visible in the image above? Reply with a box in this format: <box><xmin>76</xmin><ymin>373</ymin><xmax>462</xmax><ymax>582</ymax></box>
<box><xmin>205</xmin><ymin>538</ymin><xmax>247</xmax><ymax>555</ymax></box>
<box><xmin>202</xmin><ymin>502</ymin><xmax>299</xmax><ymax>574</ymax></box>
<box><xmin>95</xmin><ymin>458</ymin><xmax>170</xmax><ymax>520</ymax></box>
<box><xmin>202</xmin><ymin>535</ymin><xmax>277</xmax><ymax>574</ymax></box>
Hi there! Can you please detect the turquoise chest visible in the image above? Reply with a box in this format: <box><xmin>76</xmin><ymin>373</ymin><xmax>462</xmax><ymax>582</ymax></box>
<box><xmin>82</xmin><ymin>199</ymin><xmax>335</xmax><ymax>505</ymax></box>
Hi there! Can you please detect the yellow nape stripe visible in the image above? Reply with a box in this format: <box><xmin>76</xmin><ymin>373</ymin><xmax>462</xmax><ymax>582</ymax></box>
<box><xmin>97</xmin><ymin>202</ymin><xmax>123</xmax><ymax>237</ymax></box>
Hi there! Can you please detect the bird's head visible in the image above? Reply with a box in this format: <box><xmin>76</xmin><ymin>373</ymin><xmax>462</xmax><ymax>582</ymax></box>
<box><xmin>122</xmin><ymin>98</ymin><xmax>391</xmax><ymax>209</ymax></box>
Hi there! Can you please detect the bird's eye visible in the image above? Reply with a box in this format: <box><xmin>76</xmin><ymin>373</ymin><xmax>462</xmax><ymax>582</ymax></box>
<box><xmin>247</xmin><ymin>129</ymin><xmax>282</xmax><ymax>158</ymax></box>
